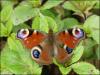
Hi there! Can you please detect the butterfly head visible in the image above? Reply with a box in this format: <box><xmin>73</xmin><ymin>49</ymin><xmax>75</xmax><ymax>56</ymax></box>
<box><xmin>17</xmin><ymin>29</ymin><xmax>29</xmax><ymax>39</ymax></box>
<box><xmin>72</xmin><ymin>28</ymin><xmax>84</xmax><ymax>39</ymax></box>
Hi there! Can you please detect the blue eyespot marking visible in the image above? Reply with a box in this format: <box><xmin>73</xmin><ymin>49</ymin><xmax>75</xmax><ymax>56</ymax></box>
<box><xmin>64</xmin><ymin>45</ymin><xmax>73</xmax><ymax>54</ymax></box>
<box><xmin>66</xmin><ymin>46</ymin><xmax>73</xmax><ymax>54</ymax></box>
<box><xmin>65</xmin><ymin>47</ymin><xmax>73</xmax><ymax>54</ymax></box>
<box><xmin>32</xmin><ymin>49</ymin><xmax>40</xmax><ymax>58</ymax></box>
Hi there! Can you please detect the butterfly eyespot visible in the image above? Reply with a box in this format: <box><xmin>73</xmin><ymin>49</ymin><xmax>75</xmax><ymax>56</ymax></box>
<box><xmin>17</xmin><ymin>29</ymin><xmax>29</xmax><ymax>39</ymax></box>
<box><xmin>72</xmin><ymin>28</ymin><xmax>84</xmax><ymax>39</ymax></box>
<box><xmin>31</xmin><ymin>47</ymin><xmax>41</xmax><ymax>59</ymax></box>
<box><xmin>64</xmin><ymin>45</ymin><xmax>73</xmax><ymax>54</ymax></box>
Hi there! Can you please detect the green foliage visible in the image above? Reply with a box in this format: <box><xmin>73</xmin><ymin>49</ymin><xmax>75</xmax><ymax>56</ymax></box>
<box><xmin>0</xmin><ymin>4</ymin><xmax>13</xmax><ymax>37</ymax></box>
<box><xmin>1</xmin><ymin>4</ymin><xmax>13</xmax><ymax>22</ymax></box>
<box><xmin>72</xmin><ymin>62</ymin><xmax>99</xmax><ymax>74</ymax></box>
<box><xmin>40</xmin><ymin>0</ymin><xmax>63</xmax><ymax>10</ymax></box>
<box><xmin>12</xmin><ymin>2</ymin><xmax>39</xmax><ymax>25</ymax></box>
<box><xmin>84</xmin><ymin>15</ymin><xmax>99</xmax><ymax>44</ymax></box>
<box><xmin>63</xmin><ymin>1</ymin><xmax>98</xmax><ymax>13</ymax></box>
<box><xmin>0</xmin><ymin>19</ymin><xmax>13</xmax><ymax>37</ymax></box>
<box><xmin>61</xmin><ymin>18</ymin><xmax>79</xmax><ymax>29</ymax></box>
<box><xmin>96</xmin><ymin>46</ymin><xmax>100</xmax><ymax>60</ymax></box>
<box><xmin>0</xmin><ymin>0</ymin><xmax>99</xmax><ymax>75</ymax></box>
<box><xmin>32</xmin><ymin>13</ymin><xmax>58</xmax><ymax>32</ymax></box>
<box><xmin>69</xmin><ymin>45</ymin><xmax>84</xmax><ymax>65</ymax></box>
<box><xmin>82</xmin><ymin>38</ymin><xmax>96</xmax><ymax>59</ymax></box>
<box><xmin>1</xmin><ymin>33</ymin><xmax>42</xmax><ymax>74</ymax></box>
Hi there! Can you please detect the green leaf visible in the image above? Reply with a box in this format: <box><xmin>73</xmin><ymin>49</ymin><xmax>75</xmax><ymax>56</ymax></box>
<box><xmin>41</xmin><ymin>10</ymin><xmax>56</xmax><ymax>19</ymax></box>
<box><xmin>32</xmin><ymin>16</ymin><xmax>40</xmax><ymax>30</ymax></box>
<box><xmin>32</xmin><ymin>13</ymin><xmax>57</xmax><ymax>32</ymax></box>
<box><xmin>1</xmin><ymin>0</ymin><xmax>16</xmax><ymax>8</ymax></box>
<box><xmin>12</xmin><ymin>3</ymin><xmax>39</xmax><ymax>25</ymax></box>
<box><xmin>63</xmin><ymin>1</ymin><xmax>81</xmax><ymax>12</ymax></box>
<box><xmin>61</xmin><ymin>18</ymin><xmax>79</xmax><ymax>29</ymax></box>
<box><xmin>63</xmin><ymin>1</ymin><xmax>97</xmax><ymax>13</ymax></box>
<box><xmin>53</xmin><ymin>58</ymin><xmax>71</xmax><ymax>75</ymax></box>
<box><xmin>13</xmin><ymin>23</ymin><xmax>30</xmax><ymax>33</ymax></box>
<box><xmin>39</xmin><ymin>13</ymin><xmax>49</xmax><ymax>32</ymax></box>
<box><xmin>93</xmin><ymin>1</ymin><xmax>100</xmax><ymax>9</ymax></box>
<box><xmin>1</xmin><ymin>45</ymin><xmax>28</xmax><ymax>74</ymax></box>
<box><xmin>83</xmin><ymin>15</ymin><xmax>99</xmax><ymax>44</ymax></box>
<box><xmin>84</xmin><ymin>15</ymin><xmax>99</xmax><ymax>30</ymax></box>
<box><xmin>1</xmin><ymin>4</ymin><xmax>13</xmax><ymax>22</ymax></box>
<box><xmin>69</xmin><ymin>45</ymin><xmax>84</xmax><ymax>65</ymax></box>
<box><xmin>72</xmin><ymin>62</ymin><xmax>100</xmax><ymax>74</ymax></box>
<box><xmin>0</xmin><ymin>23</ymin><xmax>8</xmax><ymax>37</ymax></box>
<box><xmin>0</xmin><ymin>19</ymin><xmax>13</xmax><ymax>37</ymax></box>
<box><xmin>40</xmin><ymin>0</ymin><xmax>62</xmax><ymax>10</ymax></box>
<box><xmin>46</xmin><ymin>16</ymin><xmax>58</xmax><ymax>32</ymax></box>
<box><xmin>6</xmin><ymin>19</ymin><xmax>13</xmax><ymax>35</ymax></box>
<box><xmin>5</xmin><ymin>33</ymin><xmax>42</xmax><ymax>74</ymax></box>
<box><xmin>1</xmin><ymin>69</ymin><xmax>13</xmax><ymax>75</ymax></box>
<box><xmin>82</xmin><ymin>38</ymin><xmax>96</xmax><ymax>59</ymax></box>
<box><xmin>27</xmin><ymin>0</ymin><xmax>41</xmax><ymax>7</ymax></box>
<box><xmin>91</xmin><ymin>30</ymin><xmax>99</xmax><ymax>44</ymax></box>
<box><xmin>59</xmin><ymin>66</ymin><xmax>71</xmax><ymax>75</ymax></box>
<box><xmin>96</xmin><ymin>46</ymin><xmax>100</xmax><ymax>60</ymax></box>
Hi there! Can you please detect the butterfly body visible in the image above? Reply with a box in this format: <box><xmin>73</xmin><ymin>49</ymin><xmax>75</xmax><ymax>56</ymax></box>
<box><xmin>17</xmin><ymin>28</ymin><xmax>85</xmax><ymax>65</ymax></box>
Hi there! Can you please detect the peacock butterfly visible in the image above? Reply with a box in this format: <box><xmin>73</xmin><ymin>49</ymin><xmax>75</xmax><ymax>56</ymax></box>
<box><xmin>17</xmin><ymin>27</ymin><xmax>85</xmax><ymax>65</ymax></box>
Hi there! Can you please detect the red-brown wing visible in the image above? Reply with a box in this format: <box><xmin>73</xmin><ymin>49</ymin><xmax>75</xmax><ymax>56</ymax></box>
<box><xmin>55</xmin><ymin>28</ymin><xmax>85</xmax><ymax>63</ymax></box>
<box><xmin>17</xmin><ymin>29</ymin><xmax>47</xmax><ymax>49</ymax></box>
<box><xmin>31</xmin><ymin>41</ymin><xmax>53</xmax><ymax>65</ymax></box>
<box><xmin>23</xmin><ymin>32</ymin><xmax>46</xmax><ymax>49</ymax></box>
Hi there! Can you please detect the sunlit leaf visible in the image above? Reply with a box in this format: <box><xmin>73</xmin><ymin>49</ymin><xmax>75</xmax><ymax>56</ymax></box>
<box><xmin>32</xmin><ymin>16</ymin><xmax>40</xmax><ymax>30</ymax></box>
<box><xmin>53</xmin><ymin>58</ymin><xmax>71</xmax><ymax>74</ymax></box>
<box><xmin>84</xmin><ymin>15</ymin><xmax>99</xmax><ymax>29</ymax></box>
<box><xmin>59</xmin><ymin>66</ymin><xmax>71</xmax><ymax>75</ymax></box>
<box><xmin>32</xmin><ymin>13</ymin><xmax>57</xmax><ymax>32</ymax></box>
<box><xmin>12</xmin><ymin>3</ymin><xmax>39</xmax><ymax>25</ymax></box>
<box><xmin>39</xmin><ymin>13</ymin><xmax>49</xmax><ymax>32</ymax></box>
<box><xmin>13</xmin><ymin>23</ymin><xmax>30</xmax><ymax>33</ymax></box>
<box><xmin>27</xmin><ymin>0</ymin><xmax>41</xmax><ymax>7</ymax></box>
<box><xmin>93</xmin><ymin>1</ymin><xmax>100</xmax><ymax>9</ymax></box>
<box><xmin>63</xmin><ymin>1</ymin><xmax>81</xmax><ymax>12</ymax></box>
<box><xmin>1</xmin><ymin>4</ymin><xmax>13</xmax><ymax>22</ymax></box>
<box><xmin>91</xmin><ymin>30</ymin><xmax>99</xmax><ymax>44</ymax></box>
<box><xmin>1</xmin><ymin>0</ymin><xmax>17</xmax><ymax>8</ymax></box>
<box><xmin>3</xmin><ymin>33</ymin><xmax>42</xmax><ymax>74</ymax></box>
<box><xmin>32</xmin><ymin>14</ymin><xmax>49</xmax><ymax>32</ymax></box>
<box><xmin>0</xmin><ymin>23</ymin><xmax>8</xmax><ymax>37</ymax></box>
<box><xmin>46</xmin><ymin>16</ymin><xmax>58</xmax><ymax>32</ymax></box>
<box><xmin>1</xmin><ymin>45</ymin><xmax>28</xmax><ymax>74</ymax></box>
<box><xmin>61</xmin><ymin>18</ymin><xmax>79</xmax><ymax>29</ymax></box>
<box><xmin>69</xmin><ymin>45</ymin><xmax>84</xmax><ymax>65</ymax></box>
<box><xmin>72</xmin><ymin>62</ymin><xmax>100</xmax><ymax>74</ymax></box>
<box><xmin>63</xmin><ymin>1</ymin><xmax>97</xmax><ymax>13</ymax></box>
<box><xmin>6</xmin><ymin>19</ymin><xmax>13</xmax><ymax>35</ymax></box>
<box><xmin>84</xmin><ymin>15</ymin><xmax>99</xmax><ymax>44</ymax></box>
<box><xmin>40</xmin><ymin>0</ymin><xmax>62</xmax><ymax>10</ymax></box>
<box><xmin>41</xmin><ymin>10</ymin><xmax>56</xmax><ymax>19</ymax></box>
